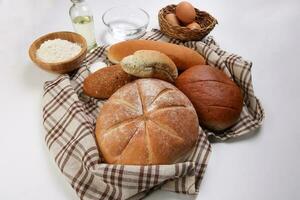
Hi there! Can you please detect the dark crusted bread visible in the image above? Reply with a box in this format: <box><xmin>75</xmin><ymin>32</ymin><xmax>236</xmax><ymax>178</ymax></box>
<box><xmin>176</xmin><ymin>65</ymin><xmax>243</xmax><ymax>131</ymax></box>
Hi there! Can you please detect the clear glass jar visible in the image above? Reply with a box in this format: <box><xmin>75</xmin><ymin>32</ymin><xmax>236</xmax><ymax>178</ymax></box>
<box><xmin>69</xmin><ymin>0</ymin><xmax>97</xmax><ymax>50</ymax></box>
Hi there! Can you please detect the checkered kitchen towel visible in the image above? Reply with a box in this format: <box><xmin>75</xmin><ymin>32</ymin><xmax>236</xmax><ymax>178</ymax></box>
<box><xmin>42</xmin><ymin>29</ymin><xmax>264</xmax><ymax>200</ymax></box>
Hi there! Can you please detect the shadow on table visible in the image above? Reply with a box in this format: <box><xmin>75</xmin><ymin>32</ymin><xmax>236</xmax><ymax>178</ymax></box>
<box><xmin>146</xmin><ymin>190</ymin><xmax>197</xmax><ymax>200</ymax></box>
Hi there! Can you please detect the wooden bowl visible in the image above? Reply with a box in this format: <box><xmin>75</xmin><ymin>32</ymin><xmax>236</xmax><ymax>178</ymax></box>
<box><xmin>159</xmin><ymin>5</ymin><xmax>218</xmax><ymax>41</ymax></box>
<box><xmin>29</xmin><ymin>31</ymin><xmax>87</xmax><ymax>74</ymax></box>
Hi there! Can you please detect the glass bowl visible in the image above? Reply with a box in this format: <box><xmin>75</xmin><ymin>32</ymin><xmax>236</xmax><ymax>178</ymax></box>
<box><xmin>102</xmin><ymin>6</ymin><xmax>149</xmax><ymax>40</ymax></box>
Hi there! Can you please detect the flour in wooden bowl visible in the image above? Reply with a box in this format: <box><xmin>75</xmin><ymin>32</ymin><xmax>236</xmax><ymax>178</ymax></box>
<box><xmin>36</xmin><ymin>39</ymin><xmax>82</xmax><ymax>63</ymax></box>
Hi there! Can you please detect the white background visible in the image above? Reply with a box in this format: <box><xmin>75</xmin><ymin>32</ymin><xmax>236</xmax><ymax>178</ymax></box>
<box><xmin>0</xmin><ymin>0</ymin><xmax>300</xmax><ymax>199</ymax></box>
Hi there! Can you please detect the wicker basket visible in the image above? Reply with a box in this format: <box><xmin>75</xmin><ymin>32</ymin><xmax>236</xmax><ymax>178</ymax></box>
<box><xmin>159</xmin><ymin>4</ymin><xmax>218</xmax><ymax>41</ymax></box>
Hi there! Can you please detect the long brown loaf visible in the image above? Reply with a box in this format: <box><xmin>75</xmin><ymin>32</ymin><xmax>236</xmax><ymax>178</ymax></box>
<box><xmin>83</xmin><ymin>65</ymin><xmax>136</xmax><ymax>99</ymax></box>
<box><xmin>95</xmin><ymin>79</ymin><xmax>199</xmax><ymax>165</ymax></box>
<box><xmin>107</xmin><ymin>40</ymin><xmax>205</xmax><ymax>71</ymax></box>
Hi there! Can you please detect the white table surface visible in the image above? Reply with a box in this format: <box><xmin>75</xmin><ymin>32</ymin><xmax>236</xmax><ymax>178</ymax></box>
<box><xmin>1</xmin><ymin>0</ymin><xmax>300</xmax><ymax>199</ymax></box>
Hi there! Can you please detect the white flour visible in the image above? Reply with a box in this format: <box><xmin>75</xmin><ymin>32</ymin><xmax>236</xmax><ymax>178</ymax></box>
<box><xmin>36</xmin><ymin>39</ymin><xmax>82</xmax><ymax>63</ymax></box>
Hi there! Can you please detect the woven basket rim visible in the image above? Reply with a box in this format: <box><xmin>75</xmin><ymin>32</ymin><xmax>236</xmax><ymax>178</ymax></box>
<box><xmin>159</xmin><ymin>4</ymin><xmax>217</xmax><ymax>31</ymax></box>
<box><xmin>158</xmin><ymin>4</ymin><xmax>218</xmax><ymax>41</ymax></box>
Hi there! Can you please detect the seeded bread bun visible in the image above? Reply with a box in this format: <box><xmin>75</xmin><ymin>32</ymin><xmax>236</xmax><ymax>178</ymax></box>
<box><xmin>175</xmin><ymin>65</ymin><xmax>243</xmax><ymax>131</ymax></box>
<box><xmin>121</xmin><ymin>50</ymin><xmax>178</xmax><ymax>82</ymax></box>
<box><xmin>83</xmin><ymin>65</ymin><xmax>136</xmax><ymax>99</ymax></box>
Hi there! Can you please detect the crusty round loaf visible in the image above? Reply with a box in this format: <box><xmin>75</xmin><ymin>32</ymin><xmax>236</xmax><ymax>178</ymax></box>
<box><xmin>83</xmin><ymin>65</ymin><xmax>136</xmax><ymax>99</ymax></box>
<box><xmin>121</xmin><ymin>50</ymin><xmax>178</xmax><ymax>82</ymax></box>
<box><xmin>95</xmin><ymin>78</ymin><xmax>199</xmax><ymax>165</ymax></box>
<box><xmin>107</xmin><ymin>40</ymin><xmax>205</xmax><ymax>71</ymax></box>
<box><xmin>175</xmin><ymin>65</ymin><xmax>243</xmax><ymax>131</ymax></box>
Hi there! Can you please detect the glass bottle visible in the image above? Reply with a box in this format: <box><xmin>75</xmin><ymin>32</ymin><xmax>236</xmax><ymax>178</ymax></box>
<box><xmin>69</xmin><ymin>0</ymin><xmax>97</xmax><ymax>50</ymax></box>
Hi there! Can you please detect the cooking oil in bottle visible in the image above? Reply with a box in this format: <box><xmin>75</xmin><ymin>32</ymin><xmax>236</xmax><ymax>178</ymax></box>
<box><xmin>69</xmin><ymin>0</ymin><xmax>97</xmax><ymax>50</ymax></box>
<box><xmin>72</xmin><ymin>16</ymin><xmax>97</xmax><ymax>49</ymax></box>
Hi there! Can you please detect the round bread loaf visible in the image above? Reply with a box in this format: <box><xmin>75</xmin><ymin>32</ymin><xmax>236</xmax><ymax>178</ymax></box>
<box><xmin>175</xmin><ymin>65</ymin><xmax>243</xmax><ymax>131</ymax></box>
<box><xmin>95</xmin><ymin>78</ymin><xmax>199</xmax><ymax>165</ymax></box>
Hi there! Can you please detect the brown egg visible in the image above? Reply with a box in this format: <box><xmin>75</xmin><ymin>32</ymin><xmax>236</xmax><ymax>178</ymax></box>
<box><xmin>165</xmin><ymin>13</ymin><xmax>180</xmax><ymax>26</ymax></box>
<box><xmin>186</xmin><ymin>21</ymin><xmax>201</xmax><ymax>30</ymax></box>
<box><xmin>175</xmin><ymin>1</ymin><xmax>196</xmax><ymax>24</ymax></box>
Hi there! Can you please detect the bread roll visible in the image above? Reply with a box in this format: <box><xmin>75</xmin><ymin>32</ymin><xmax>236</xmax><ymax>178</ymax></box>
<box><xmin>107</xmin><ymin>40</ymin><xmax>205</xmax><ymax>71</ymax></box>
<box><xmin>121</xmin><ymin>50</ymin><xmax>178</xmax><ymax>82</ymax></box>
<box><xmin>96</xmin><ymin>78</ymin><xmax>199</xmax><ymax>165</ymax></box>
<box><xmin>83</xmin><ymin>65</ymin><xmax>136</xmax><ymax>99</ymax></box>
<box><xmin>175</xmin><ymin>65</ymin><xmax>243</xmax><ymax>131</ymax></box>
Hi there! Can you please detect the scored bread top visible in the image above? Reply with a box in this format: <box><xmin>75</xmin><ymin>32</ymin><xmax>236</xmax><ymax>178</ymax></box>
<box><xmin>121</xmin><ymin>50</ymin><xmax>178</xmax><ymax>82</ymax></box>
<box><xmin>95</xmin><ymin>78</ymin><xmax>199</xmax><ymax>165</ymax></box>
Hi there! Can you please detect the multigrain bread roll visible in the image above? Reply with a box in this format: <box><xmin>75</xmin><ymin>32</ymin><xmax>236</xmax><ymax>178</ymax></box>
<box><xmin>121</xmin><ymin>50</ymin><xmax>178</xmax><ymax>82</ymax></box>
<box><xmin>96</xmin><ymin>79</ymin><xmax>199</xmax><ymax>165</ymax></box>
<box><xmin>83</xmin><ymin>65</ymin><xmax>136</xmax><ymax>99</ymax></box>
<box><xmin>107</xmin><ymin>40</ymin><xmax>205</xmax><ymax>71</ymax></box>
<box><xmin>175</xmin><ymin>65</ymin><xmax>243</xmax><ymax>131</ymax></box>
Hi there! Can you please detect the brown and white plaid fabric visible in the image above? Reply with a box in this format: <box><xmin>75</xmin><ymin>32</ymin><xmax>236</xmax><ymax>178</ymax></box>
<box><xmin>42</xmin><ymin>29</ymin><xmax>264</xmax><ymax>200</ymax></box>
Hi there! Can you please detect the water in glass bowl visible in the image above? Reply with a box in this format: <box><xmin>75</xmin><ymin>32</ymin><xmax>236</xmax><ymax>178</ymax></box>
<box><xmin>108</xmin><ymin>20</ymin><xmax>146</xmax><ymax>40</ymax></box>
